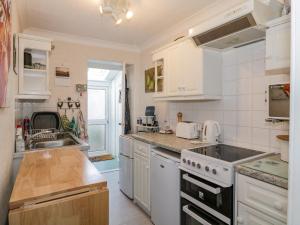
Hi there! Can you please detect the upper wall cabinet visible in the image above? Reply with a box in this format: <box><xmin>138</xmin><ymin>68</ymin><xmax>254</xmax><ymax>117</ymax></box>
<box><xmin>152</xmin><ymin>39</ymin><xmax>222</xmax><ymax>101</ymax></box>
<box><xmin>265</xmin><ymin>15</ymin><xmax>291</xmax><ymax>75</ymax></box>
<box><xmin>17</xmin><ymin>34</ymin><xmax>52</xmax><ymax>100</ymax></box>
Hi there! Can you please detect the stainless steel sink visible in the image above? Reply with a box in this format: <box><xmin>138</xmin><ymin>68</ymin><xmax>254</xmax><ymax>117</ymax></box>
<box><xmin>29</xmin><ymin>132</ymin><xmax>80</xmax><ymax>150</ymax></box>
<box><xmin>32</xmin><ymin>138</ymin><xmax>79</xmax><ymax>149</ymax></box>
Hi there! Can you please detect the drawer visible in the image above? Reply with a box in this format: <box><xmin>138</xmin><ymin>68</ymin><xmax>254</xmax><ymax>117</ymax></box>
<box><xmin>237</xmin><ymin>202</ymin><xmax>286</xmax><ymax>225</ymax></box>
<box><xmin>134</xmin><ymin>140</ymin><xmax>150</xmax><ymax>158</ymax></box>
<box><xmin>237</xmin><ymin>174</ymin><xmax>288</xmax><ymax>223</ymax></box>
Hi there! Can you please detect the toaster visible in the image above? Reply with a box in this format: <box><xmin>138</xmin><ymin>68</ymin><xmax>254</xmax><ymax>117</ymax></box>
<box><xmin>176</xmin><ymin>122</ymin><xmax>199</xmax><ymax>139</ymax></box>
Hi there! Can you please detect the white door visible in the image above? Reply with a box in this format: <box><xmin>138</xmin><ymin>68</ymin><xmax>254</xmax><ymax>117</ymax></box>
<box><xmin>119</xmin><ymin>154</ymin><xmax>133</xmax><ymax>199</ymax></box>
<box><xmin>150</xmin><ymin>153</ymin><xmax>180</xmax><ymax>225</ymax></box>
<box><xmin>167</xmin><ymin>44</ymin><xmax>183</xmax><ymax>97</ymax></box>
<box><xmin>88</xmin><ymin>86</ymin><xmax>109</xmax><ymax>152</ymax></box>
<box><xmin>237</xmin><ymin>203</ymin><xmax>286</xmax><ymax>225</ymax></box>
<box><xmin>134</xmin><ymin>153</ymin><xmax>150</xmax><ymax>212</ymax></box>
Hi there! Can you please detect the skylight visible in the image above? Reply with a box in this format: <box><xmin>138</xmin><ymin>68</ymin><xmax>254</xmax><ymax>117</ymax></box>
<box><xmin>88</xmin><ymin>68</ymin><xmax>110</xmax><ymax>81</ymax></box>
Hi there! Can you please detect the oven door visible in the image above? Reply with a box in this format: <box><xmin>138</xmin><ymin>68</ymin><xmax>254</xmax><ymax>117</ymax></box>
<box><xmin>181</xmin><ymin>198</ymin><xmax>227</xmax><ymax>225</ymax></box>
<box><xmin>181</xmin><ymin>171</ymin><xmax>233</xmax><ymax>219</ymax></box>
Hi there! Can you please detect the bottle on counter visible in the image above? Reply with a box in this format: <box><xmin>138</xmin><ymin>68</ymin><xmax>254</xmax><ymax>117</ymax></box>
<box><xmin>16</xmin><ymin>125</ymin><xmax>25</xmax><ymax>152</ymax></box>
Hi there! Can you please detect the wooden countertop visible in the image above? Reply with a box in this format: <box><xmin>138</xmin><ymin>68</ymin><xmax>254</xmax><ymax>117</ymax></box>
<box><xmin>9</xmin><ymin>147</ymin><xmax>107</xmax><ymax>210</ymax></box>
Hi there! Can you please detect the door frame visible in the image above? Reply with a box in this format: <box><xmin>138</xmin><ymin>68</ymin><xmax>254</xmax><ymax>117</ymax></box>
<box><xmin>288</xmin><ymin>1</ymin><xmax>300</xmax><ymax>224</ymax></box>
<box><xmin>87</xmin><ymin>81</ymin><xmax>111</xmax><ymax>153</ymax></box>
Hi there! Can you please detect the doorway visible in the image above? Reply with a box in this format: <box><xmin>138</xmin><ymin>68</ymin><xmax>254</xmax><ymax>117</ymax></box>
<box><xmin>87</xmin><ymin>60</ymin><xmax>123</xmax><ymax>165</ymax></box>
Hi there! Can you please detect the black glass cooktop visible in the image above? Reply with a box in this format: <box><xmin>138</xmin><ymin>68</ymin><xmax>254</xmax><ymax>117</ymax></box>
<box><xmin>189</xmin><ymin>144</ymin><xmax>264</xmax><ymax>162</ymax></box>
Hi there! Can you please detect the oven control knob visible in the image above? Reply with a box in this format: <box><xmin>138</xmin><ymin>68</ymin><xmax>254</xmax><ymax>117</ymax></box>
<box><xmin>212</xmin><ymin>169</ymin><xmax>217</xmax><ymax>175</ymax></box>
<box><xmin>205</xmin><ymin>166</ymin><xmax>210</xmax><ymax>172</ymax></box>
<box><xmin>182</xmin><ymin>158</ymin><xmax>186</xmax><ymax>163</ymax></box>
<box><xmin>197</xmin><ymin>163</ymin><xmax>201</xmax><ymax>169</ymax></box>
<box><xmin>187</xmin><ymin>160</ymin><xmax>191</xmax><ymax>165</ymax></box>
<box><xmin>192</xmin><ymin>162</ymin><xmax>196</xmax><ymax>167</ymax></box>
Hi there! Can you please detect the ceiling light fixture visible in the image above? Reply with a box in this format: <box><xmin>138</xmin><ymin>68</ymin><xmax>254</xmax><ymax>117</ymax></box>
<box><xmin>99</xmin><ymin>0</ymin><xmax>133</xmax><ymax>25</ymax></box>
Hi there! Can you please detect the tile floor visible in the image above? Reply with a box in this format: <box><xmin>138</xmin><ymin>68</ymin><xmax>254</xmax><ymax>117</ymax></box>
<box><xmin>101</xmin><ymin>171</ymin><xmax>153</xmax><ymax>225</ymax></box>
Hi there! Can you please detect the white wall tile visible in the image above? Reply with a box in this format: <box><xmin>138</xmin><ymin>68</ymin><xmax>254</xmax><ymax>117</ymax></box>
<box><xmin>165</xmin><ymin>42</ymin><xmax>289</xmax><ymax>153</ymax></box>
<box><xmin>223</xmin><ymin>65</ymin><xmax>238</xmax><ymax>81</ymax></box>
<box><xmin>252</xmin><ymin>128</ymin><xmax>270</xmax><ymax>147</ymax></box>
<box><xmin>252</xmin><ymin>76</ymin><xmax>266</xmax><ymax>94</ymax></box>
<box><xmin>223</xmin><ymin>96</ymin><xmax>237</xmax><ymax>111</ymax></box>
<box><xmin>237</xmin><ymin>126</ymin><xmax>252</xmax><ymax>144</ymax></box>
<box><xmin>252</xmin><ymin>59</ymin><xmax>265</xmax><ymax>77</ymax></box>
<box><xmin>252</xmin><ymin>94</ymin><xmax>267</xmax><ymax>111</ymax></box>
<box><xmin>238</xmin><ymin>95</ymin><xmax>252</xmax><ymax>111</ymax></box>
<box><xmin>223</xmin><ymin>80</ymin><xmax>237</xmax><ymax>96</ymax></box>
<box><xmin>252</xmin><ymin>110</ymin><xmax>268</xmax><ymax>128</ymax></box>
<box><xmin>224</xmin><ymin>111</ymin><xmax>237</xmax><ymax>125</ymax></box>
<box><xmin>238</xmin><ymin>78</ymin><xmax>252</xmax><ymax>94</ymax></box>
<box><xmin>238</xmin><ymin>62</ymin><xmax>252</xmax><ymax>78</ymax></box>
<box><xmin>238</xmin><ymin>111</ymin><xmax>252</xmax><ymax>127</ymax></box>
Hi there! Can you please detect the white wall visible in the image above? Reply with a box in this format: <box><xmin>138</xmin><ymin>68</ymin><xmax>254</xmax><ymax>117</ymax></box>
<box><xmin>15</xmin><ymin>35</ymin><xmax>141</xmax><ymax>136</ymax></box>
<box><xmin>167</xmin><ymin>42</ymin><xmax>289</xmax><ymax>153</ymax></box>
<box><xmin>0</xmin><ymin>0</ymin><xmax>20</xmax><ymax>224</ymax></box>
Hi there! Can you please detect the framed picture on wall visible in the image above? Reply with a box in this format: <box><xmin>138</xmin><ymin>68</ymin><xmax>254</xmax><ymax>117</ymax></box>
<box><xmin>55</xmin><ymin>66</ymin><xmax>71</xmax><ymax>86</ymax></box>
<box><xmin>145</xmin><ymin>67</ymin><xmax>155</xmax><ymax>93</ymax></box>
<box><xmin>0</xmin><ymin>0</ymin><xmax>12</xmax><ymax>107</ymax></box>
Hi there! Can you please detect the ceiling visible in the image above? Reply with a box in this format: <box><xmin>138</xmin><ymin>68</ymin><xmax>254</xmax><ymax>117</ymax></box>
<box><xmin>18</xmin><ymin>0</ymin><xmax>217</xmax><ymax>47</ymax></box>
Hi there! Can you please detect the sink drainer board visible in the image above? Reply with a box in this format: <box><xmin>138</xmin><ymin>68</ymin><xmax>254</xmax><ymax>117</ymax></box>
<box><xmin>30</xmin><ymin>128</ymin><xmax>59</xmax><ymax>142</ymax></box>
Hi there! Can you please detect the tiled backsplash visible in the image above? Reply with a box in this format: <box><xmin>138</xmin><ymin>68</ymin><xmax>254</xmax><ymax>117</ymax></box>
<box><xmin>167</xmin><ymin>41</ymin><xmax>289</xmax><ymax>153</ymax></box>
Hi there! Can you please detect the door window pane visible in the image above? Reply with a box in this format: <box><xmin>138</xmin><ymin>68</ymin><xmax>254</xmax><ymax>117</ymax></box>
<box><xmin>88</xmin><ymin>89</ymin><xmax>106</xmax><ymax>120</ymax></box>
<box><xmin>88</xmin><ymin>124</ymin><xmax>106</xmax><ymax>151</ymax></box>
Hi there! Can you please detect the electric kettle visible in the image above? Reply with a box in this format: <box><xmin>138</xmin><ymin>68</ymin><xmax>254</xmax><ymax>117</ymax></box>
<box><xmin>202</xmin><ymin>120</ymin><xmax>221</xmax><ymax>144</ymax></box>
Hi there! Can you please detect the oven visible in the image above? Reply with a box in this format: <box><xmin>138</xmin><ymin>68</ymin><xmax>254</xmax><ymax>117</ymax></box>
<box><xmin>180</xmin><ymin>170</ymin><xmax>233</xmax><ymax>225</ymax></box>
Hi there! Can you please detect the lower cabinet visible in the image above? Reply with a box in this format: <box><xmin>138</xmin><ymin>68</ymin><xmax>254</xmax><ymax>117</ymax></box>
<box><xmin>237</xmin><ymin>203</ymin><xmax>285</xmax><ymax>225</ymax></box>
<box><xmin>236</xmin><ymin>174</ymin><xmax>288</xmax><ymax>225</ymax></box>
<box><xmin>133</xmin><ymin>140</ymin><xmax>151</xmax><ymax>214</ymax></box>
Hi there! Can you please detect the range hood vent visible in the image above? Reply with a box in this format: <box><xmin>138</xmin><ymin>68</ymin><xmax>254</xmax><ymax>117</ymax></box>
<box><xmin>189</xmin><ymin>0</ymin><xmax>283</xmax><ymax>50</ymax></box>
<box><xmin>192</xmin><ymin>14</ymin><xmax>256</xmax><ymax>46</ymax></box>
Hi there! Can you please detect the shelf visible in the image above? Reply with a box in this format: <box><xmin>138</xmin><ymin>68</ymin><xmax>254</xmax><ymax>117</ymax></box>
<box><xmin>136</xmin><ymin>125</ymin><xmax>159</xmax><ymax>129</ymax></box>
<box><xmin>24</xmin><ymin>68</ymin><xmax>47</xmax><ymax>73</ymax></box>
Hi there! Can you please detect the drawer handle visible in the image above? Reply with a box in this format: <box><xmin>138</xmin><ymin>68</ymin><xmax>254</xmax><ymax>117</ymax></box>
<box><xmin>182</xmin><ymin>174</ymin><xmax>221</xmax><ymax>194</ymax></box>
<box><xmin>237</xmin><ymin>217</ymin><xmax>244</xmax><ymax>224</ymax></box>
<box><xmin>274</xmin><ymin>201</ymin><xmax>283</xmax><ymax>211</ymax></box>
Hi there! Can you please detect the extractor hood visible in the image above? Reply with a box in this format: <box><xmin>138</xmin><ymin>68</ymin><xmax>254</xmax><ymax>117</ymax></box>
<box><xmin>189</xmin><ymin>0</ymin><xmax>283</xmax><ymax>50</ymax></box>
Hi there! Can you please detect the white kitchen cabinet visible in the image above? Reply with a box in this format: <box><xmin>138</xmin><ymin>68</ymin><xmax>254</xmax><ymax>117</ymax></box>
<box><xmin>265</xmin><ymin>15</ymin><xmax>291</xmax><ymax>75</ymax></box>
<box><xmin>236</xmin><ymin>174</ymin><xmax>288</xmax><ymax>224</ymax></box>
<box><xmin>17</xmin><ymin>34</ymin><xmax>52</xmax><ymax>99</ymax></box>
<box><xmin>152</xmin><ymin>38</ymin><xmax>222</xmax><ymax>101</ymax></box>
<box><xmin>237</xmin><ymin>203</ymin><xmax>286</xmax><ymax>225</ymax></box>
<box><xmin>133</xmin><ymin>140</ymin><xmax>151</xmax><ymax>214</ymax></box>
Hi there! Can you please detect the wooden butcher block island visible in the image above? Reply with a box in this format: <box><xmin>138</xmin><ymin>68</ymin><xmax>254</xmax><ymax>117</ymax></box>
<box><xmin>9</xmin><ymin>148</ymin><xmax>109</xmax><ymax>225</ymax></box>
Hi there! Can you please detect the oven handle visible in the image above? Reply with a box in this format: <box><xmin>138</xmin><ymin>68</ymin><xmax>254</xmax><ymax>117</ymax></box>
<box><xmin>183</xmin><ymin>205</ymin><xmax>213</xmax><ymax>225</ymax></box>
<box><xmin>182</xmin><ymin>173</ymin><xmax>221</xmax><ymax>194</ymax></box>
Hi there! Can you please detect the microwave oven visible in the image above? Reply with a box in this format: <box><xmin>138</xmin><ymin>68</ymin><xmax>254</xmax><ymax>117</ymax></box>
<box><xmin>268</xmin><ymin>83</ymin><xmax>290</xmax><ymax>120</ymax></box>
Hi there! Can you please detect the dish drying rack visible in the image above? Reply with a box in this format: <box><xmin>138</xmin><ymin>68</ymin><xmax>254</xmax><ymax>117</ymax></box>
<box><xmin>29</xmin><ymin>128</ymin><xmax>60</xmax><ymax>142</ymax></box>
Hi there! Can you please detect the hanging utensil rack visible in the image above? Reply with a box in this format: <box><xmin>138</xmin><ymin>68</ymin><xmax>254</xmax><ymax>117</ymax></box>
<box><xmin>57</xmin><ymin>97</ymin><xmax>81</xmax><ymax>110</ymax></box>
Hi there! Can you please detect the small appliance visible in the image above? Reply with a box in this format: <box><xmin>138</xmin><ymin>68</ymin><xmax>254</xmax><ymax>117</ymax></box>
<box><xmin>202</xmin><ymin>120</ymin><xmax>221</xmax><ymax>144</ymax></box>
<box><xmin>176</xmin><ymin>122</ymin><xmax>199</xmax><ymax>139</ymax></box>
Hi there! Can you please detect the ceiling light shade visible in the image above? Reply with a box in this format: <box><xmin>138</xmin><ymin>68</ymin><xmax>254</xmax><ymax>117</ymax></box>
<box><xmin>99</xmin><ymin>0</ymin><xmax>132</xmax><ymax>25</ymax></box>
<box><xmin>126</xmin><ymin>10</ymin><xmax>133</xmax><ymax>20</ymax></box>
